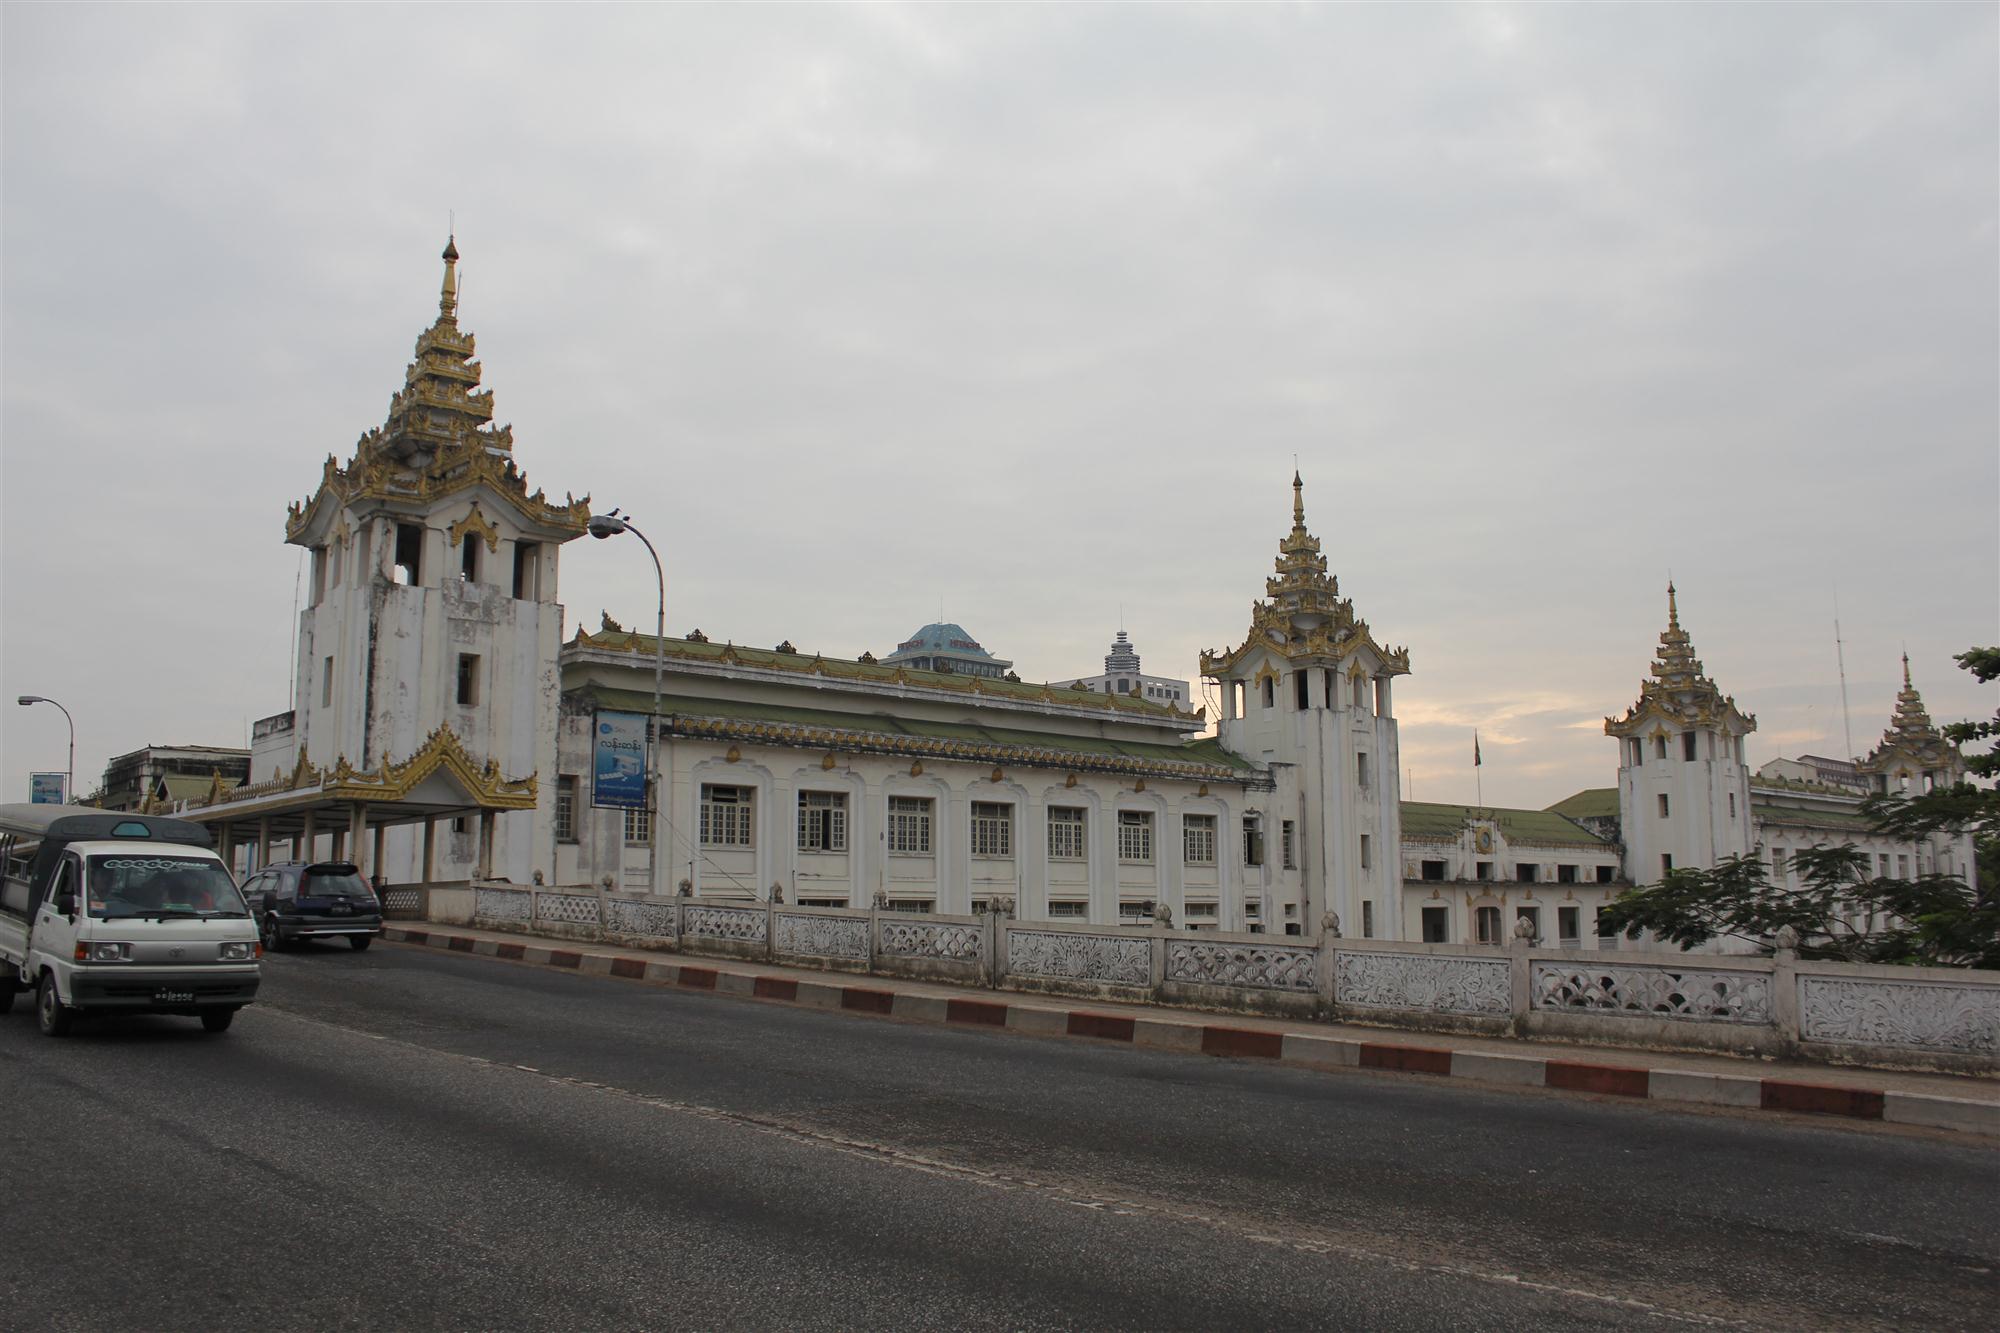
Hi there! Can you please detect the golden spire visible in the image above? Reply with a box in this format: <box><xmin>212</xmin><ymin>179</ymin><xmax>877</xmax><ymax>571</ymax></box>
<box><xmin>1292</xmin><ymin>469</ymin><xmax>1305</xmax><ymax>529</ymax></box>
<box><xmin>1605</xmin><ymin>581</ymin><xmax>1755</xmax><ymax>739</ymax></box>
<box><xmin>1902</xmin><ymin>651</ymin><xmax>1912</xmax><ymax>691</ymax></box>
<box><xmin>439</xmin><ymin>234</ymin><xmax>460</xmax><ymax>324</ymax></box>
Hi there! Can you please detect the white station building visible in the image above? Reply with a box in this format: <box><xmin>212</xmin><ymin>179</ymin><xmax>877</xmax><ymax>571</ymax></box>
<box><xmin>167</xmin><ymin>242</ymin><xmax>1974</xmax><ymax>947</ymax></box>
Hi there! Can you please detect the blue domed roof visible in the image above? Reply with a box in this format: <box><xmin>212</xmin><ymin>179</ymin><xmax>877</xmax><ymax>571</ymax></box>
<box><xmin>895</xmin><ymin>623</ymin><xmax>988</xmax><ymax>656</ymax></box>
<box><xmin>884</xmin><ymin>621</ymin><xmax>1013</xmax><ymax>675</ymax></box>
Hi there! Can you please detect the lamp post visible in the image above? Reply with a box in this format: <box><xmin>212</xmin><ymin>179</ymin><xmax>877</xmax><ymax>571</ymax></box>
<box><xmin>17</xmin><ymin>695</ymin><xmax>76</xmax><ymax>805</ymax></box>
<box><xmin>587</xmin><ymin>509</ymin><xmax>666</xmax><ymax>896</ymax></box>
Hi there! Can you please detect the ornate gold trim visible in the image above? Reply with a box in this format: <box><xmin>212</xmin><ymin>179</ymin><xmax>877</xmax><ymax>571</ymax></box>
<box><xmin>448</xmin><ymin>505</ymin><xmax>501</xmax><ymax>553</ymax></box>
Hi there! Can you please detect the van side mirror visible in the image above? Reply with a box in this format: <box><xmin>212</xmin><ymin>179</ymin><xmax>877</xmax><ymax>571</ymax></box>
<box><xmin>55</xmin><ymin>892</ymin><xmax>77</xmax><ymax>917</ymax></box>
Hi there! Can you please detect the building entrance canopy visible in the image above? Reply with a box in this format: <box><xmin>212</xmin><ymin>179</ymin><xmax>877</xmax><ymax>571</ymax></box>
<box><xmin>169</xmin><ymin>725</ymin><xmax>537</xmax><ymax>882</ymax></box>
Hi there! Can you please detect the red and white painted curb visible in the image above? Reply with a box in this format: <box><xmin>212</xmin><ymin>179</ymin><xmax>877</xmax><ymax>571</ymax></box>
<box><xmin>384</xmin><ymin>927</ymin><xmax>1999</xmax><ymax>1137</ymax></box>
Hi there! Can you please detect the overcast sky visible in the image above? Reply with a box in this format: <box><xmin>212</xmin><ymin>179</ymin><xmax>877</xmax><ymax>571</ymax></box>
<box><xmin>3</xmin><ymin>4</ymin><xmax>1995</xmax><ymax>812</ymax></box>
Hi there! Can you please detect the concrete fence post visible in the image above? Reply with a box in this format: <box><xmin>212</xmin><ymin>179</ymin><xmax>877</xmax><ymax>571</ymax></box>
<box><xmin>1318</xmin><ymin>913</ymin><xmax>1341</xmax><ymax>1020</ymax></box>
<box><xmin>867</xmin><ymin>894</ymin><xmax>883</xmax><ymax>981</ymax></box>
<box><xmin>1772</xmin><ymin>926</ymin><xmax>1801</xmax><ymax>1051</ymax></box>
<box><xmin>1508</xmin><ymin>917</ymin><xmax>1535</xmax><ymax>1034</ymax></box>
<box><xmin>765</xmin><ymin>899</ymin><xmax>777</xmax><ymax>964</ymax></box>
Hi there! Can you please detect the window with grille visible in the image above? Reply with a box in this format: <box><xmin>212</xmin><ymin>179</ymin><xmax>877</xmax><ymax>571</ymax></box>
<box><xmin>1476</xmin><ymin>905</ymin><xmax>1501</xmax><ymax>943</ymax></box>
<box><xmin>623</xmin><ymin>805</ymin><xmax>650</xmax><ymax>846</ymax></box>
<box><xmin>888</xmin><ymin>796</ymin><xmax>932</xmax><ymax>855</ymax></box>
<box><xmin>1183</xmin><ymin>814</ymin><xmax>1216</xmax><ymax>865</ymax></box>
<box><xmin>1047</xmin><ymin>806</ymin><xmax>1086</xmax><ymax>861</ymax></box>
<box><xmin>797</xmin><ymin>791</ymin><xmax>846</xmax><ymax>852</ymax></box>
<box><xmin>1281</xmin><ymin>821</ymin><xmax>1296</xmax><ymax>869</ymax></box>
<box><xmin>555</xmin><ymin>775</ymin><xmax>578</xmax><ymax>843</ymax></box>
<box><xmin>1117</xmin><ymin>811</ymin><xmax>1153</xmax><ymax>863</ymax></box>
<box><xmin>1048</xmin><ymin>901</ymin><xmax>1087</xmax><ymax>918</ymax></box>
<box><xmin>970</xmin><ymin>802</ymin><xmax>1012</xmax><ymax>857</ymax></box>
<box><xmin>700</xmin><ymin>785</ymin><xmax>754</xmax><ymax>847</ymax></box>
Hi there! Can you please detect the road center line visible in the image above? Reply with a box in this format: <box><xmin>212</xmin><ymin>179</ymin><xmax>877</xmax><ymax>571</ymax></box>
<box><xmin>268</xmin><ymin>1005</ymin><xmax>1750</xmax><ymax>1327</ymax></box>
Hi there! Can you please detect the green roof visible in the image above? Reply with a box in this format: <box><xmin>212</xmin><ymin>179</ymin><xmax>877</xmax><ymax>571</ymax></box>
<box><xmin>569</xmin><ymin>627</ymin><xmax>1196</xmax><ymax>723</ymax></box>
<box><xmin>1546</xmin><ymin>788</ymin><xmax>1619</xmax><ymax>820</ymax></box>
<box><xmin>1400</xmin><ymin>801</ymin><xmax>1611</xmax><ymax>848</ymax></box>
<box><xmin>577</xmin><ymin>686</ymin><xmax>1254</xmax><ymax>775</ymax></box>
<box><xmin>1750</xmin><ymin>799</ymin><xmax>1876</xmax><ymax>833</ymax></box>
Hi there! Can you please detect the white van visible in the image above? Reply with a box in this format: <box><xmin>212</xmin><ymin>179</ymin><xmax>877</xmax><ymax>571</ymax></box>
<box><xmin>0</xmin><ymin>804</ymin><xmax>261</xmax><ymax>1036</ymax></box>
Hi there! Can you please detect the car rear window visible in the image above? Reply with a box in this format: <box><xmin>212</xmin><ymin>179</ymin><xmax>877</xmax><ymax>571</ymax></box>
<box><xmin>301</xmin><ymin>869</ymin><xmax>373</xmax><ymax>899</ymax></box>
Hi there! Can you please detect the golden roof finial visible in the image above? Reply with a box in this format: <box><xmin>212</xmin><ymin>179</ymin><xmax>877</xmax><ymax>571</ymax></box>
<box><xmin>1292</xmin><ymin>469</ymin><xmax>1305</xmax><ymax>528</ymax></box>
<box><xmin>1902</xmin><ymin>650</ymin><xmax>1912</xmax><ymax>691</ymax></box>
<box><xmin>439</xmin><ymin>234</ymin><xmax>460</xmax><ymax>324</ymax></box>
<box><xmin>1667</xmin><ymin>580</ymin><xmax>1679</xmax><ymax>632</ymax></box>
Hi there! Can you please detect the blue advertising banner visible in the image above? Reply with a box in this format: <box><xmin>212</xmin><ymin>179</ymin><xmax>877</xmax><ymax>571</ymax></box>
<box><xmin>29</xmin><ymin>773</ymin><xmax>67</xmax><ymax>805</ymax></box>
<box><xmin>592</xmin><ymin>711</ymin><xmax>649</xmax><ymax>810</ymax></box>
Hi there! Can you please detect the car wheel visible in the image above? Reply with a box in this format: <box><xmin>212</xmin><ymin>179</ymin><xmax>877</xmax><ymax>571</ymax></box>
<box><xmin>349</xmin><ymin>935</ymin><xmax>372</xmax><ymax>953</ymax></box>
<box><xmin>37</xmin><ymin>974</ymin><xmax>73</xmax><ymax>1038</ymax></box>
<box><xmin>200</xmin><ymin>1008</ymin><xmax>236</xmax><ymax>1034</ymax></box>
<box><xmin>261</xmin><ymin>914</ymin><xmax>284</xmax><ymax>952</ymax></box>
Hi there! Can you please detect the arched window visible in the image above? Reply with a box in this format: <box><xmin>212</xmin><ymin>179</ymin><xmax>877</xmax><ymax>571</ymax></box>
<box><xmin>1475</xmin><ymin>905</ymin><xmax>1502</xmax><ymax>944</ymax></box>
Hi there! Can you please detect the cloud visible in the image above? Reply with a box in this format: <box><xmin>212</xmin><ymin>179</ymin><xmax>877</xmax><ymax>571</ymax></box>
<box><xmin>3</xmin><ymin>5</ymin><xmax>1994</xmax><ymax>814</ymax></box>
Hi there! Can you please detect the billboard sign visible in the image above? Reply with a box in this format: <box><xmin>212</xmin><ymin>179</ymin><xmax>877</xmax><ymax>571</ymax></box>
<box><xmin>592</xmin><ymin>711</ymin><xmax>649</xmax><ymax>810</ymax></box>
<box><xmin>29</xmin><ymin>773</ymin><xmax>67</xmax><ymax>805</ymax></box>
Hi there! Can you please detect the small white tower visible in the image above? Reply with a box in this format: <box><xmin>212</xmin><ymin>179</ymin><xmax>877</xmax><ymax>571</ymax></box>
<box><xmin>1856</xmin><ymin>656</ymin><xmax>1977</xmax><ymax>886</ymax></box>
<box><xmin>282</xmin><ymin>237</ymin><xmax>590</xmax><ymax>881</ymax></box>
<box><xmin>1606</xmin><ymin>584</ymin><xmax>1756</xmax><ymax>884</ymax></box>
<box><xmin>1202</xmin><ymin>473</ymin><xmax>1411</xmax><ymax>937</ymax></box>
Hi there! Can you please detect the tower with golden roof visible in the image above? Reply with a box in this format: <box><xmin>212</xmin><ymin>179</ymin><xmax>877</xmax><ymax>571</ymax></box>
<box><xmin>1857</xmin><ymin>656</ymin><xmax>1966</xmax><ymax>796</ymax></box>
<box><xmin>280</xmin><ymin>238</ymin><xmax>589</xmax><ymax>883</ymax></box>
<box><xmin>1202</xmin><ymin>473</ymin><xmax>1411</xmax><ymax>938</ymax></box>
<box><xmin>1606</xmin><ymin>584</ymin><xmax>1757</xmax><ymax>884</ymax></box>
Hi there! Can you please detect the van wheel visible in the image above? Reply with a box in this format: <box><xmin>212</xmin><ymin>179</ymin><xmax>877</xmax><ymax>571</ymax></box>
<box><xmin>261</xmin><ymin>914</ymin><xmax>284</xmax><ymax>952</ymax></box>
<box><xmin>37</xmin><ymin>975</ymin><xmax>73</xmax><ymax>1038</ymax></box>
<box><xmin>349</xmin><ymin>936</ymin><xmax>372</xmax><ymax>952</ymax></box>
<box><xmin>200</xmin><ymin>1009</ymin><xmax>236</xmax><ymax>1034</ymax></box>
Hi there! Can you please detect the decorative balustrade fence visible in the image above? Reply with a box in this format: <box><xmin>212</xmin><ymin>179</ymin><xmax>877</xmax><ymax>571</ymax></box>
<box><xmin>457</xmin><ymin>884</ymin><xmax>2000</xmax><ymax>1075</ymax></box>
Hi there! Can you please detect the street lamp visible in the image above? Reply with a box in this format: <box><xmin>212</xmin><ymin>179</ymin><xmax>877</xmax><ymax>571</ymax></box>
<box><xmin>587</xmin><ymin>509</ymin><xmax>666</xmax><ymax>896</ymax></box>
<box><xmin>17</xmin><ymin>695</ymin><xmax>76</xmax><ymax>805</ymax></box>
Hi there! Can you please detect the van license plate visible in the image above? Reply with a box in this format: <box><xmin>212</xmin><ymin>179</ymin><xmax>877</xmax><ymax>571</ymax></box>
<box><xmin>331</xmin><ymin>904</ymin><xmax>352</xmax><ymax>915</ymax></box>
<box><xmin>155</xmin><ymin>991</ymin><xmax>195</xmax><ymax>1004</ymax></box>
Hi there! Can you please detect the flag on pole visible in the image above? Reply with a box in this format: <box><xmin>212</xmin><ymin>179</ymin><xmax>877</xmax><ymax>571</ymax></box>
<box><xmin>1474</xmin><ymin>731</ymin><xmax>1482</xmax><ymax>767</ymax></box>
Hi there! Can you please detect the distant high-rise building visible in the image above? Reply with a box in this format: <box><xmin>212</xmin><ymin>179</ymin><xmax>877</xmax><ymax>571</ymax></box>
<box><xmin>1064</xmin><ymin>630</ymin><xmax>1190</xmax><ymax>709</ymax></box>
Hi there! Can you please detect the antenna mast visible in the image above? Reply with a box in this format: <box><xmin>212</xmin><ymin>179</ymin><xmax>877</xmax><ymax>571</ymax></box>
<box><xmin>1834</xmin><ymin>590</ymin><xmax>1856</xmax><ymax>762</ymax></box>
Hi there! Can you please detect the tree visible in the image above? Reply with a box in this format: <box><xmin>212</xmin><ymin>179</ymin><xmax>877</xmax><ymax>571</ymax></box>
<box><xmin>1600</xmin><ymin>647</ymin><xmax>2000</xmax><ymax>969</ymax></box>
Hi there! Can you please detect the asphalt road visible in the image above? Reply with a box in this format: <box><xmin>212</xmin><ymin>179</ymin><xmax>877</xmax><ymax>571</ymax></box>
<box><xmin>1</xmin><ymin>941</ymin><xmax>1994</xmax><ymax>1332</ymax></box>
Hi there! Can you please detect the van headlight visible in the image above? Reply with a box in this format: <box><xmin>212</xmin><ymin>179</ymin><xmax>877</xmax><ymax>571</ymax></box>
<box><xmin>219</xmin><ymin>941</ymin><xmax>255</xmax><ymax>962</ymax></box>
<box><xmin>86</xmin><ymin>942</ymin><xmax>131</xmax><ymax>962</ymax></box>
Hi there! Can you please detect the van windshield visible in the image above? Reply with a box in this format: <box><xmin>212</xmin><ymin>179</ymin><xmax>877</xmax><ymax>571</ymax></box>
<box><xmin>87</xmin><ymin>855</ymin><xmax>249</xmax><ymax>919</ymax></box>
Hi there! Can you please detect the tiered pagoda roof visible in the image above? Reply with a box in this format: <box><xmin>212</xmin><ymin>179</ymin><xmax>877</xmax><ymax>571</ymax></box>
<box><xmin>1605</xmin><ymin>584</ymin><xmax>1756</xmax><ymax>739</ymax></box>
<box><xmin>285</xmin><ymin>238</ymin><xmax>589</xmax><ymax>544</ymax></box>
<box><xmin>1200</xmin><ymin>472</ymin><xmax>1411</xmax><ymax>678</ymax></box>
<box><xmin>1857</xmin><ymin>655</ymin><xmax>1958</xmax><ymax>774</ymax></box>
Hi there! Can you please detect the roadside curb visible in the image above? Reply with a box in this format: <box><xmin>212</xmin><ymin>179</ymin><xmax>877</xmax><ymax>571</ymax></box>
<box><xmin>383</xmin><ymin>927</ymin><xmax>2000</xmax><ymax>1136</ymax></box>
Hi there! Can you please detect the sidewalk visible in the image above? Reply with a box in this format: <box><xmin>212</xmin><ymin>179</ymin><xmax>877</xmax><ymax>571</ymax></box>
<box><xmin>382</xmin><ymin>922</ymin><xmax>2000</xmax><ymax>1137</ymax></box>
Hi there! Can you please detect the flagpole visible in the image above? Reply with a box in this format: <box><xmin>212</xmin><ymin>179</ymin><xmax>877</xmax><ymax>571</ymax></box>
<box><xmin>1474</xmin><ymin>730</ymin><xmax>1483</xmax><ymax>812</ymax></box>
